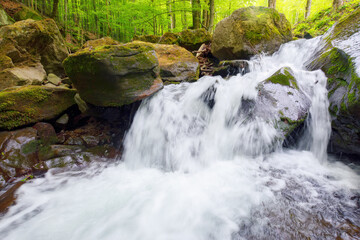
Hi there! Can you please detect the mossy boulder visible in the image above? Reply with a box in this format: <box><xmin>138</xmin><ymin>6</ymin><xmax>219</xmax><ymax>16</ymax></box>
<box><xmin>63</xmin><ymin>40</ymin><xmax>163</xmax><ymax>107</ymax></box>
<box><xmin>132</xmin><ymin>28</ymin><xmax>211</xmax><ymax>51</ymax></box>
<box><xmin>178</xmin><ymin>28</ymin><xmax>212</xmax><ymax>51</ymax></box>
<box><xmin>212</xmin><ymin>6</ymin><xmax>292</xmax><ymax>60</ymax></box>
<box><xmin>139</xmin><ymin>42</ymin><xmax>199</xmax><ymax>83</ymax></box>
<box><xmin>133</xmin><ymin>35</ymin><xmax>161</xmax><ymax>43</ymax></box>
<box><xmin>257</xmin><ymin>67</ymin><xmax>310</xmax><ymax>138</ymax></box>
<box><xmin>0</xmin><ymin>85</ymin><xmax>76</xmax><ymax>130</ymax></box>
<box><xmin>306</xmin><ymin>8</ymin><xmax>360</xmax><ymax>156</ymax></box>
<box><xmin>0</xmin><ymin>19</ymin><xmax>68</xmax><ymax>77</ymax></box>
<box><xmin>82</xmin><ymin>37</ymin><xmax>120</xmax><ymax>49</ymax></box>
<box><xmin>0</xmin><ymin>5</ymin><xmax>14</xmax><ymax>26</ymax></box>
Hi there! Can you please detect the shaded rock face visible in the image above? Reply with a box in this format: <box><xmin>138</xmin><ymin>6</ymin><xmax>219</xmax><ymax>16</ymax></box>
<box><xmin>148</xmin><ymin>42</ymin><xmax>199</xmax><ymax>83</ymax></box>
<box><xmin>0</xmin><ymin>19</ymin><xmax>68</xmax><ymax>87</ymax></box>
<box><xmin>133</xmin><ymin>28</ymin><xmax>212</xmax><ymax>51</ymax></box>
<box><xmin>212</xmin><ymin>6</ymin><xmax>292</xmax><ymax>60</ymax></box>
<box><xmin>0</xmin><ymin>85</ymin><xmax>76</xmax><ymax>130</ymax></box>
<box><xmin>212</xmin><ymin>60</ymin><xmax>250</xmax><ymax>78</ymax></box>
<box><xmin>306</xmin><ymin>9</ymin><xmax>360</xmax><ymax>156</ymax></box>
<box><xmin>0</xmin><ymin>0</ymin><xmax>42</xmax><ymax>22</ymax></box>
<box><xmin>63</xmin><ymin>41</ymin><xmax>163</xmax><ymax>107</ymax></box>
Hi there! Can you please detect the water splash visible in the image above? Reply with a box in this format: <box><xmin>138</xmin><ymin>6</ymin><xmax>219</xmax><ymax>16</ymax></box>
<box><xmin>0</xmin><ymin>38</ymin><xmax>358</xmax><ymax>240</ymax></box>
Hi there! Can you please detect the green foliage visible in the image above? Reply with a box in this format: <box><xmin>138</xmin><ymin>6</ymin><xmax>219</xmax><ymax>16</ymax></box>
<box><xmin>293</xmin><ymin>0</ymin><xmax>360</xmax><ymax>37</ymax></box>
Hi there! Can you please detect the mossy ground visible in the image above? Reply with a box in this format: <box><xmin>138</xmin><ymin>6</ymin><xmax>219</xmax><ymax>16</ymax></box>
<box><xmin>293</xmin><ymin>1</ymin><xmax>360</xmax><ymax>38</ymax></box>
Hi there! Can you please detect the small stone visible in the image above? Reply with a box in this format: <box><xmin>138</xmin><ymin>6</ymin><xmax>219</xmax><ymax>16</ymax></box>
<box><xmin>33</xmin><ymin>122</ymin><xmax>58</xmax><ymax>144</ymax></box>
<box><xmin>47</xmin><ymin>73</ymin><xmax>61</xmax><ymax>86</ymax></box>
<box><xmin>56</xmin><ymin>114</ymin><xmax>69</xmax><ymax>125</ymax></box>
<box><xmin>81</xmin><ymin>135</ymin><xmax>100</xmax><ymax>147</ymax></box>
<box><xmin>74</xmin><ymin>93</ymin><xmax>89</xmax><ymax>113</ymax></box>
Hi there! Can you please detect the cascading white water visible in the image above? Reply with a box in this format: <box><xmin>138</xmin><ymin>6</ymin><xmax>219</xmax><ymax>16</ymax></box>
<box><xmin>0</xmin><ymin>37</ymin><xmax>359</xmax><ymax>240</ymax></box>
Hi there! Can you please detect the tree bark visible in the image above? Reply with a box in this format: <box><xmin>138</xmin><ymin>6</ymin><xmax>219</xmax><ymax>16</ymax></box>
<box><xmin>305</xmin><ymin>0</ymin><xmax>311</xmax><ymax>19</ymax></box>
<box><xmin>333</xmin><ymin>0</ymin><xmax>344</xmax><ymax>10</ymax></box>
<box><xmin>208</xmin><ymin>0</ymin><xmax>214</xmax><ymax>31</ymax></box>
<box><xmin>192</xmin><ymin>0</ymin><xmax>201</xmax><ymax>29</ymax></box>
<box><xmin>268</xmin><ymin>0</ymin><xmax>276</xmax><ymax>9</ymax></box>
<box><xmin>51</xmin><ymin>0</ymin><xmax>60</xmax><ymax>18</ymax></box>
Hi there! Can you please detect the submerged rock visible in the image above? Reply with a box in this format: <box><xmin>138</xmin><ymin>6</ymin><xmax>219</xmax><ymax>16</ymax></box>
<box><xmin>0</xmin><ymin>86</ymin><xmax>76</xmax><ymax>130</ymax></box>
<box><xmin>306</xmin><ymin>8</ymin><xmax>360</xmax><ymax>156</ymax></box>
<box><xmin>63</xmin><ymin>41</ymin><xmax>163</xmax><ymax>107</ymax></box>
<box><xmin>212</xmin><ymin>6</ymin><xmax>292</xmax><ymax>60</ymax></box>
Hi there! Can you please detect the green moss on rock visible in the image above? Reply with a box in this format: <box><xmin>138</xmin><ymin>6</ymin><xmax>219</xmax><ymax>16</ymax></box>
<box><xmin>0</xmin><ymin>86</ymin><xmax>76</xmax><ymax>130</ymax></box>
<box><xmin>266</xmin><ymin>67</ymin><xmax>299</xmax><ymax>89</ymax></box>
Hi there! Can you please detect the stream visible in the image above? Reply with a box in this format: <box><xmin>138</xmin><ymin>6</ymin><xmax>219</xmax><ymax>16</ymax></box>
<box><xmin>0</xmin><ymin>37</ymin><xmax>359</xmax><ymax>240</ymax></box>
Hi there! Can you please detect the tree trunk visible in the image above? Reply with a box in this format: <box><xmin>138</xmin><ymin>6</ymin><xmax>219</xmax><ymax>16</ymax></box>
<box><xmin>192</xmin><ymin>0</ymin><xmax>201</xmax><ymax>29</ymax></box>
<box><xmin>305</xmin><ymin>0</ymin><xmax>311</xmax><ymax>19</ymax></box>
<box><xmin>208</xmin><ymin>0</ymin><xmax>214</xmax><ymax>31</ymax></box>
<box><xmin>268</xmin><ymin>0</ymin><xmax>276</xmax><ymax>9</ymax></box>
<box><xmin>51</xmin><ymin>0</ymin><xmax>60</xmax><ymax>18</ymax></box>
<box><xmin>333</xmin><ymin>0</ymin><xmax>344</xmax><ymax>10</ymax></box>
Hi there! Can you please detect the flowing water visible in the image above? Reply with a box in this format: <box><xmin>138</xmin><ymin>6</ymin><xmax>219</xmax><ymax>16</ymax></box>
<box><xmin>0</xmin><ymin>37</ymin><xmax>359</xmax><ymax>240</ymax></box>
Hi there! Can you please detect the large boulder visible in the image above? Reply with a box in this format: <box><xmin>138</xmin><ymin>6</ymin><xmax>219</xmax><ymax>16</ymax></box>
<box><xmin>256</xmin><ymin>67</ymin><xmax>310</xmax><ymax>138</ymax></box>
<box><xmin>0</xmin><ymin>19</ymin><xmax>68</xmax><ymax>80</ymax></box>
<box><xmin>63</xmin><ymin>41</ymin><xmax>163</xmax><ymax>107</ymax></box>
<box><xmin>212</xmin><ymin>6</ymin><xmax>292</xmax><ymax>60</ymax></box>
<box><xmin>306</xmin><ymin>9</ymin><xmax>360</xmax><ymax>156</ymax></box>
<box><xmin>0</xmin><ymin>85</ymin><xmax>76</xmax><ymax>130</ymax></box>
<box><xmin>145</xmin><ymin>42</ymin><xmax>199</xmax><ymax>83</ymax></box>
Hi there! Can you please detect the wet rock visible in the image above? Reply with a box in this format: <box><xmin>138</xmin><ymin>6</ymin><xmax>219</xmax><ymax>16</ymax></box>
<box><xmin>80</xmin><ymin>135</ymin><xmax>100</xmax><ymax>147</ymax></box>
<box><xmin>212</xmin><ymin>6</ymin><xmax>292</xmax><ymax>60</ymax></box>
<box><xmin>33</xmin><ymin>122</ymin><xmax>58</xmax><ymax>144</ymax></box>
<box><xmin>0</xmin><ymin>127</ymin><xmax>37</xmax><ymax>182</ymax></box>
<box><xmin>212</xmin><ymin>60</ymin><xmax>250</xmax><ymax>78</ymax></box>
<box><xmin>256</xmin><ymin>67</ymin><xmax>310</xmax><ymax>138</ymax></box>
<box><xmin>63</xmin><ymin>40</ymin><xmax>163</xmax><ymax>107</ymax></box>
<box><xmin>64</xmin><ymin>137</ymin><xmax>85</xmax><ymax>146</ymax></box>
<box><xmin>0</xmin><ymin>85</ymin><xmax>76</xmax><ymax>130</ymax></box>
<box><xmin>39</xmin><ymin>145</ymin><xmax>85</xmax><ymax>162</ymax></box>
<box><xmin>306</xmin><ymin>8</ymin><xmax>360</xmax><ymax>156</ymax></box>
<box><xmin>0</xmin><ymin>182</ymin><xmax>24</xmax><ymax>214</ymax></box>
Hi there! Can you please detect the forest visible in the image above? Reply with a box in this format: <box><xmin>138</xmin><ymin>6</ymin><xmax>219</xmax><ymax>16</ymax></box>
<box><xmin>15</xmin><ymin>0</ymin><xmax>351</xmax><ymax>42</ymax></box>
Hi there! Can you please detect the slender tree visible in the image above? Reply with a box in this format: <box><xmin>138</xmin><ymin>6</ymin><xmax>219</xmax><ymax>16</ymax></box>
<box><xmin>51</xmin><ymin>0</ymin><xmax>59</xmax><ymax>18</ymax></box>
<box><xmin>332</xmin><ymin>0</ymin><xmax>344</xmax><ymax>10</ymax></box>
<box><xmin>208</xmin><ymin>0</ymin><xmax>214</xmax><ymax>31</ymax></box>
<box><xmin>192</xmin><ymin>0</ymin><xmax>201</xmax><ymax>29</ymax></box>
<box><xmin>305</xmin><ymin>0</ymin><xmax>311</xmax><ymax>19</ymax></box>
<box><xmin>268</xmin><ymin>0</ymin><xmax>276</xmax><ymax>9</ymax></box>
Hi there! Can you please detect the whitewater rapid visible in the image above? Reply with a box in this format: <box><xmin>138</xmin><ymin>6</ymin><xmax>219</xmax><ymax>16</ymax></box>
<box><xmin>0</xmin><ymin>37</ymin><xmax>359</xmax><ymax>240</ymax></box>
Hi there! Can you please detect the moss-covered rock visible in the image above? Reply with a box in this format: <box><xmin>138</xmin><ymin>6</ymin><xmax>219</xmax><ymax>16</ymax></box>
<box><xmin>265</xmin><ymin>67</ymin><xmax>299</xmax><ymax>89</ymax></box>
<box><xmin>0</xmin><ymin>19</ymin><xmax>68</xmax><ymax>77</ymax></box>
<box><xmin>132</xmin><ymin>28</ymin><xmax>211</xmax><ymax>51</ymax></box>
<box><xmin>82</xmin><ymin>37</ymin><xmax>120</xmax><ymax>49</ymax></box>
<box><xmin>257</xmin><ymin>67</ymin><xmax>310</xmax><ymax>138</ymax></box>
<box><xmin>178</xmin><ymin>29</ymin><xmax>212</xmax><ymax>51</ymax></box>
<box><xmin>133</xmin><ymin>35</ymin><xmax>161</xmax><ymax>43</ymax></box>
<box><xmin>306</xmin><ymin>8</ymin><xmax>360</xmax><ymax>156</ymax></box>
<box><xmin>63</xmin><ymin>41</ymin><xmax>163</xmax><ymax>107</ymax></box>
<box><xmin>0</xmin><ymin>85</ymin><xmax>76</xmax><ymax>130</ymax></box>
<box><xmin>0</xmin><ymin>5</ymin><xmax>14</xmax><ymax>26</ymax></box>
<box><xmin>138</xmin><ymin>41</ymin><xmax>199</xmax><ymax>83</ymax></box>
<box><xmin>212</xmin><ymin>6</ymin><xmax>292</xmax><ymax>60</ymax></box>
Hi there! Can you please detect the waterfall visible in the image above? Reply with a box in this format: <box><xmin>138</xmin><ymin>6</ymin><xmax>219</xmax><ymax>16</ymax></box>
<box><xmin>0</xmin><ymin>38</ymin><xmax>358</xmax><ymax>240</ymax></box>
